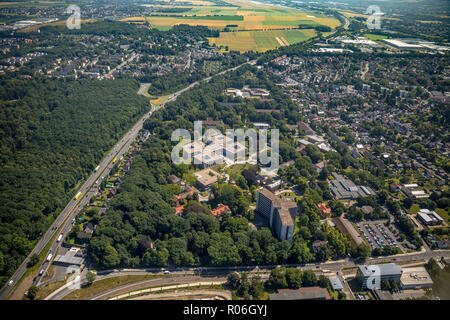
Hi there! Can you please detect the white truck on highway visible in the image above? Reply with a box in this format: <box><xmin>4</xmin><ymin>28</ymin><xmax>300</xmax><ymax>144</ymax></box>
<box><xmin>46</xmin><ymin>253</ymin><xmax>53</xmax><ymax>262</ymax></box>
<box><xmin>56</xmin><ymin>234</ymin><xmax>63</xmax><ymax>242</ymax></box>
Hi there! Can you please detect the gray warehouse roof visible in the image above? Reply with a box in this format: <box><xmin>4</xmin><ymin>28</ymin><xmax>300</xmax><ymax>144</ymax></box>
<box><xmin>54</xmin><ymin>255</ymin><xmax>84</xmax><ymax>266</ymax></box>
<box><xmin>330</xmin><ymin>172</ymin><xmax>375</xmax><ymax>200</ymax></box>
<box><xmin>269</xmin><ymin>287</ymin><xmax>330</xmax><ymax>300</ymax></box>
<box><xmin>358</xmin><ymin>263</ymin><xmax>402</xmax><ymax>277</ymax></box>
<box><xmin>330</xmin><ymin>277</ymin><xmax>343</xmax><ymax>291</ymax></box>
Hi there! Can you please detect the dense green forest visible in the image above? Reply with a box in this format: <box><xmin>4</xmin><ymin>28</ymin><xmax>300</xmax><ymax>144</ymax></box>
<box><xmin>87</xmin><ymin>65</ymin><xmax>367</xmax><ymax>270</ymax></box>
<box><xmin>88</xmin><ymin>134</ymin><xmax>359</xmax><ymax>269</ymax></box>
<box><xmin>0</xmin><ymin>76</ymin><xmax>149</xmax><ymax>286</ymax></box>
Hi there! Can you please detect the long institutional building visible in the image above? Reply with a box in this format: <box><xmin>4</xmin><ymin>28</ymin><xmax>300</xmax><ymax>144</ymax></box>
<box><xmin>182</xmin><ymin>133</ymin><xmax>246</xmax><ymax>168</ymax></box>
<box><xmin>356</xmin><ymin>263</ymin><xmax>433</xmax><ymax>290</ymax></box>
<box><xmin>416</xmin><ymin>208</ymin><xmax>444</xmax><ymax>226</ymax></box>
<box><xmin>256</xmin><ymin>187</ymin><xmax>298</xmax><ymax>242</ymax></box>
<box><xmin>330</xmin><ymin>172</ymin><xmax>375</xmax><ymax>200</ymax></box>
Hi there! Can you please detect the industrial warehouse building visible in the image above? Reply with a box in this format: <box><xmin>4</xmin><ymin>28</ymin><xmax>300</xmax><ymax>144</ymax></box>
<box><xmin>53</xmin><ymin>247</ymin><xmax>84</xmax><ymax>266</ymax></box>
<box><xmin>269</xmin><ymin>287</ymin><xmax>331</xmax><ymax>300</ymax></box>
<box><xmin>330</xmin><ymin>172</ymin><xmax>375</xmax><ymax>200</ymax></box>
<box><xmin>416</xmin><ymin>209</ymin><xmax>444</xmax><ymax>226</ymax></box>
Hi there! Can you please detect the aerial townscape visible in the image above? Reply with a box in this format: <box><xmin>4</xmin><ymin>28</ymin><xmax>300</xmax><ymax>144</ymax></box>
<box><xmin>0</xmin><ymin>0</ymin><xmax>448</xmax><ymax>309</ymax></box>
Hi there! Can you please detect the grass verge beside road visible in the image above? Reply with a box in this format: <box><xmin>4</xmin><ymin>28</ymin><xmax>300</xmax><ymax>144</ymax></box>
<box><xmin>36</xmin><ymin>278</ymin><xmax>68</xmax><ymax>300</ymax></box>
<box><xmin>62</xmin><ymin>274</ymin><xmax>167</xmax><ymax>300</ymax></box>
<box><xmin>150</xmin><ymin>95</ymin><xmax>170</xmax><ymax>106</ymax></box>
<box><xmin>122</xmin><ymin>284</ymin><xmax>226</xmax><ymax>300</ymax></box>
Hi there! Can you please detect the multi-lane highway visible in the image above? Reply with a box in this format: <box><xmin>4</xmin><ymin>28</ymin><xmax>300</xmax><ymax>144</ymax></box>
<box><xmin>47</xmin><ymin>248</ymin><xmax>450</xmax><ymax>300</ymax></box>
<box><xmin>0</xmin><ymin>59</ymin><xmax>254</xmax><ymax>300</ymax></box>
<box><xmin>0</xmin><ymin>102</ymin><xmax>158</xmax><ymax>300</ymax></box>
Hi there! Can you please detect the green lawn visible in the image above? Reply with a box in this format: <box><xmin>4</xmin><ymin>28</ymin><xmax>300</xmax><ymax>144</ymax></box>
<box><xmin>253</xmin><ymin>31</ymin><xmax>279</xmax><ymax>49</ymax></box>
<box><xmin>282</xmin><ymin>29</ymin><xmax>315</xmax><ymax>44</ymax></box>
<box><xmin>152</xmin><ymin>25</ymin><xmax>172</xmax><ymax>31</ymax></box>
<box><xmin>251</xmin><ymin>29</ymin><xmax>315</xmax><ymax>51</ymax></box>
<box><xmin>226</xmin><ymin>163</ymin><xmax>250</xmax><ymax>181</ymax></box>
<box><xmin>407</xmin><ymin>204</ymin><xmax>421</xmax><ymax>215</ymax></box>
<box><xmin>435</xmin><ymin>208</ymin><xmax>450</xmax><ymax>224</ymax></box>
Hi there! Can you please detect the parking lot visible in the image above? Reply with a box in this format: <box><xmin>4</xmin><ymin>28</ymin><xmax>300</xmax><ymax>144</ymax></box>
<box><xmin>356</xmin><ymin>221</ymin><xmax>405</xmax><ymax>252</ymax></box>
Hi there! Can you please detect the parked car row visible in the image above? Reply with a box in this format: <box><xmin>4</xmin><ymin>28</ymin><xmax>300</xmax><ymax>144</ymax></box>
<box><xmin>357</xmin><ymin>224</ymin><xmax>379</xmax><ymax>249</ymax></box>
<box><xmin>375</xmin><ymin>223</ymin><xmax>398</xmax><ymax>247</ymax></box>
<box><xmin>358</xmin><ymin>223</ymin><xmax>399</xmax><ymax>250</ymax></box>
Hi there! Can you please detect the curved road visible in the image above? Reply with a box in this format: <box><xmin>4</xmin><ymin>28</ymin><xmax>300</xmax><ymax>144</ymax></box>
<box><xmin>49</xmin><ymin>248</ymin><xmax>450</xmax><ymax>300</ymax></box>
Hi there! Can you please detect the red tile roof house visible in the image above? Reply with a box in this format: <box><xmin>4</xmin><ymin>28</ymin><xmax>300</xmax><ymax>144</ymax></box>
<box><xmin>317</xmin><ymin>203</ymin><xmax>331</xmax><ymax>218</ymax></box>
<box><xmin>390</xmin><ymin>183</ymin><xmax>400</xmax><ymax>192</ymax></box>
<box><xmin>211</xmin><ymin>204</ymin><xmax>231</xmax><ymax>217</ymax></box>
<box><xmin>172</xmin><ymin>186</ymin><xmax>195</xmax><ymax>206</ymax></box>
<box><xmin>175</xmin><ymin>205</ymin><xmax>184</xmax><ymax>215</ymax></box>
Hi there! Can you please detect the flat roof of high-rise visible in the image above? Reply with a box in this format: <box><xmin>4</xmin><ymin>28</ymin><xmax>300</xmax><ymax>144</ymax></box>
<box><xmin>400</xmin><ymin>267</ymin><xmax>433</xmax><ymax>287</ymax></box>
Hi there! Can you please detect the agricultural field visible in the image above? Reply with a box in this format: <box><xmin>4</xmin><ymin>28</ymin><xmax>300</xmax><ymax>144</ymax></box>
<box><xmin>126</xmin><ymin>0</ymin><xmax>336</xmax><ymax>51</ymax></box>
<box><xmin>338</xmin><ymin>10</ymin><xmax>369</xmax><ymax>18</ymax></box>
<box><xmin>0</xmin><ymin>1</ymin><xmax>64</xmax><ymax>7</ymax></box>
<box><xmin>208</xmin><ymin>29</ymin><xmax>316</xmax><ymax>52</ymax></box>
<box><xmin>364</xmin><ymin>33</ymin><xmax>388</xmax><ymax>40</ymax></box>
<box><xmin>19</xmin><ymin>19</ymin><xmax>97</xmax><ymax>32</ymax></box>
<box><xmin>144</xmin><ymin>11</ymin><xmax>338</xmax><ymax>31</ymax></box>
<box><xmin>133</xmin><ymin>0</ymin><xmax>340</xmax><ymax>32</ymax></box>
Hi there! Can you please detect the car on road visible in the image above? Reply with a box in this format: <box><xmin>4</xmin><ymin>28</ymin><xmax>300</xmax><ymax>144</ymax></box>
<box><xmin>8</xmin><ymin>280</ymin><xmax>13</xmax><ymax>286</ymax></box>
<box><xmin>164</xmin><ymin>270</ymin><xmax>171</xmax><ymax>274</ymax></box>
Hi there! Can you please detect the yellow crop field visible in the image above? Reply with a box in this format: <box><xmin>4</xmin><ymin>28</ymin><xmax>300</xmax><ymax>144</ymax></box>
<box><xmin>339</xmin><ymin>10</ymin><xmax>369</xmax><ymax>18</ymax></box>
<box><xmin>208</xmin><ymin>29</ymin><xmax>316</xmax><ymax>53</ymax></box>
<box><xmin>140</xmin><ymin>0</ymin><xmax>341</xmax><ymax>31</ymax></box>
<box><xmin>209</xmin><ymin>31</ymin><xmax>258</xmax><ymax>52</ymax></box>
<box><xmin>121</xmin><ymin>17</ymin><xmax>146</xmax><ymax>22</ymax></box>
<box><xmin>158</xmin><ymin>0</ymin><xmax>215</xmax><ymax>5</ymax></box>
<box><xmin>0</xmin><ymin>2</ymin><xmax>20</xmax><ymax>6</ymax></box>
<box><xmin>122</xmin><ymin>0</ymin><xmax>339</xmax><ymax>51</ymax></box>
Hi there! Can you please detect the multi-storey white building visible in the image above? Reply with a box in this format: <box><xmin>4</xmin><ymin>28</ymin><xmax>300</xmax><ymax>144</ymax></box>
<box><xmin>256</xmin><ymin>187</ymin><xmax>298</xmax><ymax>242</ymax></box>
